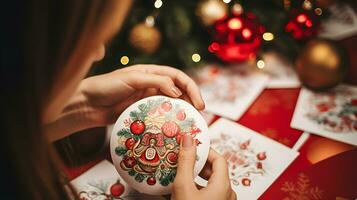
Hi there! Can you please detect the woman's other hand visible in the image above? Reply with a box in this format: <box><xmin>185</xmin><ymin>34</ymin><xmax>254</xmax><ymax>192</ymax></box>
<box><xmin>172</xmin><ymin>134</ymin><xmax>236</xmax><ymax>200</ymax></box>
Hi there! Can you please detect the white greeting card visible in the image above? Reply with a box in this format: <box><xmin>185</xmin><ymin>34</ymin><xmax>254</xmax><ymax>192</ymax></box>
<box><xmin>201</xmin><ymin>118</ymin><xmax>299</xmax><ymax>199</ymax></box>
<box><xmin>291</xmin><ymin>85</ymin><xmax>357</xmax><ymax>146</ymax></box>
<box><xmin>261</xmin><ymin>53</ymin><xmax>300</xmax><ymax>89</ymax></box>
<box><xmin>70</xmin><ymin>160</ymin><xmax>164</xmax><ymax>200</ymax></box>
<box><xmin>195</xmin><ymin>65</ymin><xmax>268</xmax><ymax>120</ymax></box>
<box><xmin>319</xmin><ymin>3</ymin><xmax>357</xmax><ymax>40</ymax></box>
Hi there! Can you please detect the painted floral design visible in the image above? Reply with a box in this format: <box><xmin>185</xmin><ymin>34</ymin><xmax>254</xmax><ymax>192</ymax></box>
<box><xmin>196</xmin><ymin>66</ymin><xmax>252</xmax><ymax>104</ymax></box>
<box><xmin>281</xmin><ymin>173</ymin><xmax>324</xmax><ymax>200</ymax></box>
<box><xmin>78</xmin><ymin>179</ymin><xmax>125</xmax><ymax>200</ymax></box>
<box><xmin>211</xmin><ymin>133</ymin><xmax>267</xmax><ymax>187</ymax></box>
<box><xmin>305</xmin><ymin>87</ymin><xmax>357</xmax><ymax>133</ymax></box>
<box><xmin>114</xmin><ymin>97</ymin><xmax>202</xmax><ymax>186</ymax></box>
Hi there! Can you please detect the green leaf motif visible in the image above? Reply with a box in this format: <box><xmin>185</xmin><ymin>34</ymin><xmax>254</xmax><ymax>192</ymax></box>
<box><xmin>115</xmin><ymin>147</ymin><xmax>127</xmax><ymax>156</ymax></box>
<box><xmin>128</xmin><ymin>170</ymin><xmax>137</xmax><ymax>176</ymax></box>
<box><xmin>135</xmin><ymin>174</ymin><xmax>145</xmax><ymax>182</ymax></box>
<box><xmin>117</xmin><ymin>128</ymin><xmax>132</xmax><ymax>138</ymax></box>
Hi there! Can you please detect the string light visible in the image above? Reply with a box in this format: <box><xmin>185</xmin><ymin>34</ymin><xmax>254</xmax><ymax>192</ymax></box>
<box><xmin>192</xmin><ymin>53</ymin><xmax>201</xmax><ymax>63</ymax></box>
<box><xmin>263</xmin><ymin>32</ymin><xmax>274</xmax><ymax>41</ymax></box>
<box><xmin>223</xmin><ymin>0</ymin><xmax>231</xmax><ymax>3</ymax></box>
<box><xmin>257</xmin><ymin>60</ymin><xmax>265</xmax><ymax>69</ymax></box>
<box><xmin>145</xmin><ymin>16</ymin><xmax>155</xmax><ymax>27</ymax></box>
<box><xmin>314</xmin><ymin>8</ymin><xmax>322</xmax><ymax>15</ymax></box>
<box><xmin>120</xmin><ymin>56</ymin><xmax>129</xmax><ymax>65</ymax></box>
<box><xmin>228</xmin><ymin>18</ymin><xmax>242</xmax><ymax>30</ymax></box>
<box><xmin>154</xmin><ymin>0</ymin><xmax>163</xmax><ymax>8</ymax></box>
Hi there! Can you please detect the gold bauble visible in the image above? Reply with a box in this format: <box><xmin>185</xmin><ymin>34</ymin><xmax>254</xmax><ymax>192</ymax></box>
<box><xmin>129</xmin><ymin>23</ymin><xmax>161</xmax><ymax>54</ymax></box>
<box><xmin>296</xmin><ymin>39</ymin><xmax>348</xmax><ymax>90</ymax></box>
<box><xmin>196</xmin><ymin>0</ymin><xmax>228</xmax><ymax>26</ymax></box>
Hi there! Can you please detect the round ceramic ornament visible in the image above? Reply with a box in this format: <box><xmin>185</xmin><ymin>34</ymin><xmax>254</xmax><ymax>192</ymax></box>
<box><xmin>110</xmin><ymin>95</ymin><xmax>210</xmax><ymax>195</ymax></box>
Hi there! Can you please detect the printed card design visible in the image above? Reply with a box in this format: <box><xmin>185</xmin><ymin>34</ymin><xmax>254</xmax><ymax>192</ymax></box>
<box><xmin>319</xmin><ymin>3</ymin><xmax>357</xmax><ymax>40</ymax></box>
<box><xmin>195</xmin><ymin>65</ymin><xmax>268</xmax><ymax>120</ymax></box>
<box><xmin>208</xmin><ymin>119</ymin><xmax>299</xmax><ymax>199</ymax></box>
<box><xmin>110</xmin><ymin>96</ymin><xmax>210</xmax><ymax>195</ymax></box>
<box><xmin>70</xmin><ymin>160</ymin><xmax>164</xmax><ymax>200</ymax></box>
<box><xmin>291</xmin><ymin>85</ymin><xmax>357</xmax><ymax>146</ymax></box>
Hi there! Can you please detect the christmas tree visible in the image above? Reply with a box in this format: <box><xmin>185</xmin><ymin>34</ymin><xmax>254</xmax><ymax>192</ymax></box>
<box><xmin>92</xmin><ymin>0</ymin><xmax>351</xmax><ymax>75</ymax></box>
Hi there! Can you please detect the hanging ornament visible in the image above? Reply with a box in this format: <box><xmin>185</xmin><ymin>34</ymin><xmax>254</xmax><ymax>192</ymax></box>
<box><xmin>196</xmin><ymin>0</ymin><xmax>228</xmax><ymax>26</ymax></box>
<box><xmin>285</xmin><ymin>9</ymin><xmax>320</xmax><ymax>40</ymax></box>
<box><xmin>129</xmin><ymin>16</ymin><xmax>161</xmax><ymax>54</ymax></box>
<box><xmin>208</xmin><ymin>13</ymin><xmax>264</xmax><ymax>62</ymax></box>
<box><xmin>295</xmin><ymin>39</ymin><xmax>348</xmax><ymax>90</ymax></box>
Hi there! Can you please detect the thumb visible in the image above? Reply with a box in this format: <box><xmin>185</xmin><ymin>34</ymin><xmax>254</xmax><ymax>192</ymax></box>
<box><xmin>176</xmin><ymin>134</ymin><xmax>197</xmax><ymax>183</ymax></box>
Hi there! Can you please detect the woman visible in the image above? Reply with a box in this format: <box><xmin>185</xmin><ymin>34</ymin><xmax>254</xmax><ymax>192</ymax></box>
<box><xmin>1</xmin><ymin>0</ymin><xmax>236</xmax><ymax>199</ymax></box>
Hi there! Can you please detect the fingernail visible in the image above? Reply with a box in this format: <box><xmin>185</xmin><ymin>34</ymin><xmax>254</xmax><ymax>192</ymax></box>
<box><xmin>171</xmin><ymin>86</ymin><xmax>182</xmax><ymax>97</ymax></box>
<box><xmin>182</xmin><ymin>134</ymin><xmax>193</xmax><ymax>149</ymax></box>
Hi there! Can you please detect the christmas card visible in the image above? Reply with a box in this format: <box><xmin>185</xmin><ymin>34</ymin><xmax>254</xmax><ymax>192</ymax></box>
<box><xmin>110</xmin><ymin>96</ymin><xmax>210</xmax><ymax>195</ymax></box>
<box><xmin>194</xmin><ymin>65</ymin><xmax>268</xmax><ymax>120</ymax></box>
<box><xmin>70</xmin><ymin>160</ymin><xmax>164</xmax><ymax>200</ymax></box>
<box><xmin>197</xmin><ymin>118</ymin><xmax>299</xmax><ymax>199</ymax></box>
<box><xmin>261</xmin><ymin>53</ymin><xmax>301</xmax><ymax>89</ymax></box>
<box><xmin>291</xmin><ymin>85</ymin><xmax>357</xmax><ymax>146</ymax></box>
<box><xmin>319</xmin><ymin>3</ymin><xmax>357</xmax><ymax>40</ymax></box>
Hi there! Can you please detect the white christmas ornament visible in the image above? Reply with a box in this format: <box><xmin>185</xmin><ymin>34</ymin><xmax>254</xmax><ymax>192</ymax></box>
<box><xmin>110</xmin><ymin>96</ymin><xmax>210</xmax><ymax>195</ymax></box>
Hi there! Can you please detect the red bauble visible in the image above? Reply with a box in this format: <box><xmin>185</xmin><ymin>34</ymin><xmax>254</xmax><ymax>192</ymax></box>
<box><xmin>257</xmin><ymin>152</ymin><xmax>267</xmax><ymax>160</ymax></box>
<box><xmin>130</xmin><ymin>120</ymin><xmax>145</xmax><ymax>135</ymax></box>
<box><xmin>242</xmin><ymin>178</ymin><xmax>251</xmax><ymax>186</ymax></box>
<box><xmin>176</xmin><ymin>110</ymin><xmax>186</xmax><ymax>121</ymax></box>
<box><xmin>208</xmin><ymin>13</ymin><xmax>263</xmax><ymax>62</ymax></box>
<box><xmin>161</xmin><ymin>101</ymin><xmax>172</xmax><ymax>112</ymax></box>
<box><xmin>285</xmin><ymin>10</ymin><xmax>320</xmax><ymax>40</ymax></box>
<box><xmin>147</xmin><ymin>177</ymin><xmax>157</xmax><ymax>185</ymax></box>
<box><xmin>123</xmin><ymin>156</ymin><xmax>137</xmax><ymax>168</ymax></box>
<box><xmin>110</xmin><ymin>181</ymin><xmax>125</xmax><ymax>197</ymax></box>
<box><xmin>162</xmin><ymin>121</ymin><xmax>180</xmax><ymax>138</ymax></box>
<box><xmin>125</xmin><ymin>138</ymin><xmax>136</xmax><ymax>150</ymax></box>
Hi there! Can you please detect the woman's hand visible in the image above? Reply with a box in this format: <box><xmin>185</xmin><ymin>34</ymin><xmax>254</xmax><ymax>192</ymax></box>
<box><xmin>44</xmin><ymin>64</ymin><xmax>205</xmax><ymax>141</ymax></box>
<box><xmin>172</xmin><ymin>135</ymin><xmax>236</xmax><ymax>200</ymax></box>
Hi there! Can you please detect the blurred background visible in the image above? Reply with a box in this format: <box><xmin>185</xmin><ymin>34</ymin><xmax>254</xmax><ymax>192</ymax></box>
<box><xmin>92</xmin><ymin>0</ymin><xmax>356</xmax><ymax>85</ymax></box>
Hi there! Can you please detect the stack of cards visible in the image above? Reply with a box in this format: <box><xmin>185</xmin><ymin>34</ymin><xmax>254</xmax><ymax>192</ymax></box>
<box><xmin>196</xmin><ymin>118</ymin><xmax>299</xmax><ymax>199</ymax></box>
<box><xmin>70</xmin><ymin>160</ymin><xmax>165</xmax><ymax>200</ymax></box>
<box><xmin>291</xmin><ymin>84</ymin><xmax>357</xmax><ymax>146</ymax></box>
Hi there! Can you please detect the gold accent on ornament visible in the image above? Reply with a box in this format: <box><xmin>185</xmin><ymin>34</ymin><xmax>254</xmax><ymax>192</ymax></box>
<box><xmin>196</xmin><ymin>0</ymin><xmax>228</xmax><ymax>26</ymax></box>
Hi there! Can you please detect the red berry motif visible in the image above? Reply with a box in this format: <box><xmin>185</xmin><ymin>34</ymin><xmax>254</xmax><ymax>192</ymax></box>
<box><xmin>162</xmin><ymin>121</ymin><xmax>180</xmax><ymax>138</ymax></box>
<box><xmin>257</xmin><ymin>152</ymin><xmax>266</xmax><ymax>160</ymax></box>
<box><xmin>166</xmin><ymin>152</ymin><xmax>178</xmax><ymax>164</ymax></box>
<box><xmin>147</xmin><ymin>177</ymin><xmax>156</xmax><ymax>185</ymax></box>
<box><xmin>110</xmin><ymin>180</ymin><xmax>125</xmax><ymax>197</ymax></box>
<box><xmin>125</xmin><ymin>138</ymin><xmax>136</xmax><ymax>150</ymax></box>
<box><xmin>256</xmin><ymin>162</ymin><xmax>263</xmax><ymax>169</ymax></box>
<box><xmin>130</xmin><ymin>120</ymin><xmax>145</xmax><ymax>135</ymax></box>
<box><xmin>239</xmin><ymin>140</ymin><xmax>250</xmax><ymax>150</ymax></box>
<box><xmin>176</xmin><ymin>110</ymin><xmax>186</xmax><ymax>121</ymax></box>
<box><xmin>161</xmin><ymin>101</ymin><xmax>172</xmax><ymax>112</ymax></box>
<box><xmin>123</xmin><ymin>156</ymin><xmax>137</xmax><ymax>168</ymax></box>
<box><xmin>242</xmin><ymin>178</ymin><xmax>251</xmax><ymax>186</ymax></box>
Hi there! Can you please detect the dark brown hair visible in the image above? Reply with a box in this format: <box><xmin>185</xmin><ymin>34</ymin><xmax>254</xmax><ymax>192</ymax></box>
<box><xmin>1</xmin><ymin>0</ymin><xmax>123</xmax><ymax>199</ymax></box>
